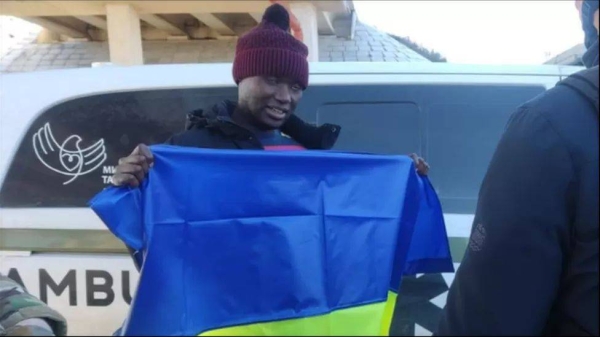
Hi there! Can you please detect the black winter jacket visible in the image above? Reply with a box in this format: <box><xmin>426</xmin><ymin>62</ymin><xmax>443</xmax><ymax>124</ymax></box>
<box><xmin>166</xmin><ymin>100</ymin><xmax>341</xmax><ymax>150</ymax></box>
<box><xmin>127</xmin><ymin>100</ymin><xmax>341</xmax><ymax>269</ymax></box>
<box><xmin>436</xmin><ymin>73</ymin><xmax>599</xmax><ymax>335</ymax></box>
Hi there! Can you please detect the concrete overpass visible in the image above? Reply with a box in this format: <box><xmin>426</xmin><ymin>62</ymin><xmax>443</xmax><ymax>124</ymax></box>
<box><xmin>0</xmin><ymin>0</ymin><xmax>356</xmax><ymax>65</ymax></box>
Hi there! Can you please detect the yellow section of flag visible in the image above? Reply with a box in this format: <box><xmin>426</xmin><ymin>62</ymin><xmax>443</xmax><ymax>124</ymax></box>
<box><xmin>200</xmin><ymin>292</ymin><xmax>398</xmax><ymax>336</ymax></box>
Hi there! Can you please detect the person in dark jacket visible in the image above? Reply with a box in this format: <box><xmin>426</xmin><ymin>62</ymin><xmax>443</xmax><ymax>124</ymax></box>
<box><xmin>111</xmin><ymin>3</ymin><xmax>429</xmax><ymax>270</ymax></box>
<box><xmin>111</xmin><ymin>3</ymin><xmax>429</xmax><ymax>189</ymax></box>
<box><xmin>436</xmin><ymin>1</ymin><xmax>599</xmax><ymax>336</ymax></box>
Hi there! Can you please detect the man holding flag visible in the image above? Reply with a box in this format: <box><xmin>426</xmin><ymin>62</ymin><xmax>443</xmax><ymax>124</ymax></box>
<box><xmin>111</xmin><ymin>3</ymin><xmax>429</xmax><ymax>270</ymax></box>
<box><xmin>97</xmin><ymin>3</ymin><xmax>448</xmax><ymax>336</ymax></box>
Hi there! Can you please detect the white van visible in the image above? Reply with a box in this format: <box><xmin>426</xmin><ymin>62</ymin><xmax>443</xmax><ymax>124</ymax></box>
<box><xmin>0</xmin><ymin>62</ymin><xmax>583</xmax><ymax>336</ymax></box>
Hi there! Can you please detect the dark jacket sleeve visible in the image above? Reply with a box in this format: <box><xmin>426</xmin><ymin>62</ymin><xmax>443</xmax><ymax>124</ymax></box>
<box><xmin>436</xmin><ymin>106</ymin><xmax>574</xmax><ymax>335</ymax></box>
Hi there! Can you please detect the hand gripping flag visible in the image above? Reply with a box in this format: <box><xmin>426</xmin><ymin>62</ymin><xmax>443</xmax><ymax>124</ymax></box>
<box><xmin>89</xmin><ymin>145</ymin><xmax>453</xmax><ymax>336</ymax></box>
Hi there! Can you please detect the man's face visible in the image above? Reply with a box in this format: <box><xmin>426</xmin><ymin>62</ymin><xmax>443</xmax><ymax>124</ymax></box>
<box><xmin>576</xmin><ymin>0</ymin><xmax>599</xmax><ymax>34</ymax></box>
<box><xmin>238</xmin><ymin>76</ymin><xmax>304</xmax><ymax>130</ymax></box>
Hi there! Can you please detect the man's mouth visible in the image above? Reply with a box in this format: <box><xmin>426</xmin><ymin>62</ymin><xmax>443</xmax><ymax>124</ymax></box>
<box><xmin>265</xmin><ymin>106</ymin><xmax>288</xmax><ymax>121</ymax></box>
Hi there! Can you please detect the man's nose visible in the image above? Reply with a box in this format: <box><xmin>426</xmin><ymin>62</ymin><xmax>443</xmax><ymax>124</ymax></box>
<box><xmin>274</xmin><ymin>84</ymin><xmax>291</xmax><ymax>104</ymax></box>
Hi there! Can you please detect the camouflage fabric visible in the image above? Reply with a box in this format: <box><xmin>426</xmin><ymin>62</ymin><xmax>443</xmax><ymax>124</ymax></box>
<box><xmin>0</xmin><ymin>274</ymin><xmax>67</xmax><ymax>336</ymax></box>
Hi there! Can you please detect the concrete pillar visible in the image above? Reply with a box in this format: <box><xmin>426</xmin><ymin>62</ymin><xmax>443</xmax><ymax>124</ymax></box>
<box><xmin>105</xmin><ymin>3</ymin><xmax>143</xmax><ymax>66</ymax></box>
<box><xmin>36</xmin><ymin>29</ymin><xmax>61</xmax><ymax>44</ymax></box>
<box><xmin>290</xmin><ymin>2</ymin><xmax>319</xmax><ymax>62</ymax></box>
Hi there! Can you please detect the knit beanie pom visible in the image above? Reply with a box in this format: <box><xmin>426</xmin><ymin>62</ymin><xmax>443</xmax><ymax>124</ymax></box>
<box><xmin>262</xmin><ymin>3</ymin><xmax>290</xmax><ymax>32</ymax></box>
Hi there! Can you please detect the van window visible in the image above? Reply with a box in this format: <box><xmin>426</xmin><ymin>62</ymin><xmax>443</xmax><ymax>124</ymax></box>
<box><xmin>296</xmin><ymin>83</ymin><xmax>545</xmax><ymax>214</ymax></box>
<box><xmin>428</xmin><ymin>102</ymin><xmax>523</xmax><ymax>212</ymax></box>
<box><xmin>423</xmin><ymin>85</ymin><xmax>545</xmax><ymax>213</ymax></box>
<box><xmin>317</xmin><ymin>102</ymin><xmax>420</xmax><ymax>155</ymax></box>
<box><xmin>0</xmin><ymin>83</ymin><xmax>545</xmax><ymax>215</ymax></box>
<box><xmin>0</xmin><ymin>87</ymin><xmax>237</xmax><ymax>207</ymax></box>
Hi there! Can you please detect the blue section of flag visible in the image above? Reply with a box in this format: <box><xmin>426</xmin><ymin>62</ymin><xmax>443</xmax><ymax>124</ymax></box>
<box><xmin>403</xmin><ymin>176</ymin><xmax>455</xmax><ymax>276</ymax></box>
<box><xmin>89</xmin><ymin>146</ymin><xmax>453</xmax><ymax>336</ymax></box>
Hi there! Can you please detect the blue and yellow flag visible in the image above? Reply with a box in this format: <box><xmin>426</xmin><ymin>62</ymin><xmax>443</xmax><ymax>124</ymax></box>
<box><xmin>90</xmin><ymin>146</ymin><xmax>453</xmax><ymax>336</ymax></box>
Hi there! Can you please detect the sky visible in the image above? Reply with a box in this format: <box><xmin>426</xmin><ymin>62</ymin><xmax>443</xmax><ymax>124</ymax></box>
<box><xmin>353</xmin><ymin>0</ymin><xmax>585</xmax><ymax>65</ymax></box>
<box><xmin>0</xmin><ymin>15</ymin><xmax>40</xmax><ymax>57</ymax></box>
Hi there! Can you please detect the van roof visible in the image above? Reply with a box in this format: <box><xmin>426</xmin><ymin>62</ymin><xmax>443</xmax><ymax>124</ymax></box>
<box><xmin>0</xmin><ymin>62</ymin><xmax>583</xmax><ymax>102</ymax></box>
<box><xmin>0</xmin><ymin>61</ymin><xmax>583</xmax><ymax>80</ymax></box>
<box><xmin>311</xmin><ymin>62</ymin><xmax>581</xmax><ymax>76</ymax></box>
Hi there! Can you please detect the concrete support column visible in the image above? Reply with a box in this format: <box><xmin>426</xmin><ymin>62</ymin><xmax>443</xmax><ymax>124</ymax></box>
<box><xmin>290</xmin><ymin>2</ymin><xmax>319</xmax><ymax>62</ymax></box>
<box><xmin>36</xmin><ymin>29</ymin><xmax>61</xmax><ymax>44</ymax></box>
<box><xmin>105</xmin><ymin>3</ymin><xmax>143</xmax><ymax>66</ymax></box>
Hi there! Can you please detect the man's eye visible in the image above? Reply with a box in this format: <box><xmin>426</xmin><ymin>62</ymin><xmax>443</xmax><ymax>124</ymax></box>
<box><xmin>266</xmin><ymin>77</ymin><xmax>278</xmax><ymax>85</ymax></box>
<box><xmin>292</xmin><ymin>84</ymin><xmax>302</xmax><ymax>91</ymax></box>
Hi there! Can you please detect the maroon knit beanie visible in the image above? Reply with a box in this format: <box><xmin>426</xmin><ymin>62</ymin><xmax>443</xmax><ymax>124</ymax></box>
<box><xmin>232</xmin><ymin>4</ymin><xmax>309</xmax><ymax>89</ymax></box>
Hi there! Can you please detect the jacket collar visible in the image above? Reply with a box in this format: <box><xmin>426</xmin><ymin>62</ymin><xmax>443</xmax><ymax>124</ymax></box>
<box><xmin>185</xmin><ymin>100</ymin><xmax>341</xmax><ymax>150</ymax></box>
